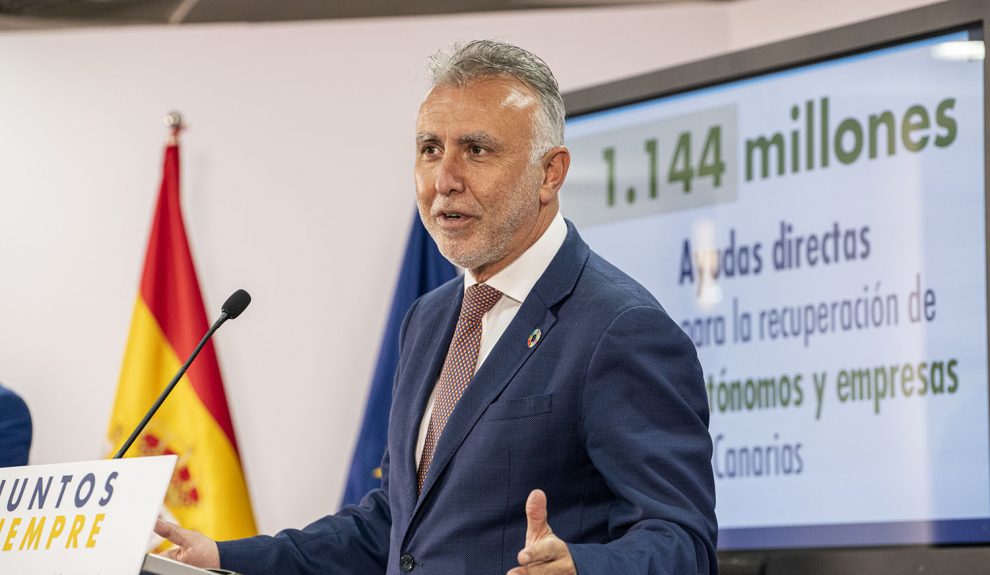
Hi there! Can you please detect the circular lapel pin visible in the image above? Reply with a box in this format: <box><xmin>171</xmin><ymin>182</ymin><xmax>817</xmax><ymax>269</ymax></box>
<box><xmin>527</xmin><ymin>328</ymin><xmax>542</xmax><ymax>349</ymax></box>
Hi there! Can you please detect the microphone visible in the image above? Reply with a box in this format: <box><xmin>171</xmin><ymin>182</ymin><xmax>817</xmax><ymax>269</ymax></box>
<box><xmin>222</xmin><ymin>288</ymin><xmax>251</xmax><ymax>319</ymax></box>
<box><xmin>112</xmin><ymin>289</ymin><xmax>252</xmax><ymax>459</ymax></box>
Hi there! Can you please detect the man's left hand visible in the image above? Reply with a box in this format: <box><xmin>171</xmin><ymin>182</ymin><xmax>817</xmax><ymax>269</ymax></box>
<box><xmin>508</xmin><ymin>489</ymin><xmax>577</xmax><ymax>575</ymax></box>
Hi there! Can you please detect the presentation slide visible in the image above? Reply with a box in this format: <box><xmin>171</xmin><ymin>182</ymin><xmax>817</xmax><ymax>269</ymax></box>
<box><xmin>563</xmin><ymin>30</ymin><xmax>987</xmax><ymax>549</ymax></box>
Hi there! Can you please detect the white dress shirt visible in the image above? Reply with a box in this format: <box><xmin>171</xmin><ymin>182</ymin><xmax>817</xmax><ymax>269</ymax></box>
<box><xmin>414</xmin><ymin>212</ymin><xmax>568</xmax><ymax>466</ymax></box>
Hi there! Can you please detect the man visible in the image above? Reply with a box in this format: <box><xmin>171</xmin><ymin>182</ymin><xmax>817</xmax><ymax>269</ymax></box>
<box><xmin>0</xmin><ymin>383</ymin><xmax>32</xmax><ymax>467</ymax></box>
<box><xmin>157</xmin><ymin>40</ymin><xmax>717</xmax><ymax>574</ymax></box>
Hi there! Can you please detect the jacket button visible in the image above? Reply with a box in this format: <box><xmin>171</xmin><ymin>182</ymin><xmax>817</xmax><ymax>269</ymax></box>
<box><xmin>400</xmin><ymin>554</ymin><xmax>415</xmax><ymax>572</ymax></box>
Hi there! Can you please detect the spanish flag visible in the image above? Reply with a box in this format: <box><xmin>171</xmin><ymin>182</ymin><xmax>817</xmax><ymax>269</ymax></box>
<box><xmin>107</xmin><ymin>123</ymin><xmax>257</xmax><ymax>540</ymax></box>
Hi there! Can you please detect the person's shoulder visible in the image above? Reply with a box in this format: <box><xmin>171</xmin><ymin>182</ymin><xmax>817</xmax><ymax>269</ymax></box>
<box><xmin>576</xmin><ymin>250</ymin><xmax>664</xmax><ymax>314</ymax></box>
<box><xmin>0</xmin><ymin>385</ymin><xmax>30</xmax><ymax>416</ymax></box>
<box><xmin>418</xmin><ymin>274</ymin><xmax>462</xmax><ymax>307</ymax></box>
<box><xmin>573</xmin><ymin>251</ymin><xmax>700</xmax><ymax>367</ymax></box>
<box><xmin>554</xmin><ymin>220</ymin><xmax>663</xmax><ymax>315</ymax></box>
<box><xmin>404</xmin><ymin>274</ymin><xmax>463</xmax><ymax>325</ymax></box>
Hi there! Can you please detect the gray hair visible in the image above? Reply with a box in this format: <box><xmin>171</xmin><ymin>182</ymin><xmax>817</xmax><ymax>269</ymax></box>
<box><xmin>429</xmin><ymin>40</ymin><xmax>565</xmax><ymax>164</ymax></box>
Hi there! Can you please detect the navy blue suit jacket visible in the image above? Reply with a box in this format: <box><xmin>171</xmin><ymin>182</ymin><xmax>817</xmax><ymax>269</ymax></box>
<box><xmin>220</xmin><ymin>223</ymin><xmax>717</xmax><ymax>574</ymax></box>
<box><xmin>0</xmin><ymin>385</ymin><xmax>32</xmax><ymax>467</ymax></box>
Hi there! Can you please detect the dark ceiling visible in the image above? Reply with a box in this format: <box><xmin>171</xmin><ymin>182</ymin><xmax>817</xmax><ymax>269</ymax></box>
<box><xmin>0</xmin><ymin>0</ymin><xmax>725</xmax><ymax>27</ymax></box>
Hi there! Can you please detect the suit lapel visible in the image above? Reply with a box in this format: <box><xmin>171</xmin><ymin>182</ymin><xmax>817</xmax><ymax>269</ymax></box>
<box><xmin>413</xmin><ymin>221</ymin><xmax>591</xmax><ymax>510</ymax></box>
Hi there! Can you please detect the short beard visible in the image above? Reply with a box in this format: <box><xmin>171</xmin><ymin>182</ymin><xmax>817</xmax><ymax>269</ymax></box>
<box><xmin>420</xmin><ymin>171</ymin><xmax>541</xmax><ymax>273</ymax></box>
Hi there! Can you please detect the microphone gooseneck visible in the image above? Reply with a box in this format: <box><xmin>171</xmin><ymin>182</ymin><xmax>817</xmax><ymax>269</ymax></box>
<box><xmin>112</xmin><ymin>289</ymin><xmax>252</xmax><ymax>459</ymax></box>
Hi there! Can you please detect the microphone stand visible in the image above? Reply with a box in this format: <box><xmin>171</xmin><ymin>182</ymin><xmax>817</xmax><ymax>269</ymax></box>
<box><xmin>112</xmin><ymin>312</ymin><xmax>231</xmax><ymax>459</ymax></box>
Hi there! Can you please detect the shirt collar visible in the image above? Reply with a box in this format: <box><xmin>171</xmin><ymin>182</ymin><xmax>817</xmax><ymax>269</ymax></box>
<box><xmin>464</xmin><ymin>212</ymin><xmax>567</xmax><ymax>304</ymax></box>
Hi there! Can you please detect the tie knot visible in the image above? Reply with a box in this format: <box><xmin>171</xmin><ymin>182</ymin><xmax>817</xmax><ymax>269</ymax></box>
<box><xmin>462</xmin><ymin>283</ymin><xmax>502</xmax><ymax>320</ymax></box>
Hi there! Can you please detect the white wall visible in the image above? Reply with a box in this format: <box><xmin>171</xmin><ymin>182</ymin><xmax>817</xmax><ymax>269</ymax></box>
<box><xmin>0</xmin><ymin>0</ymin><xmax>941</xmax><ymax>534</ymax></box>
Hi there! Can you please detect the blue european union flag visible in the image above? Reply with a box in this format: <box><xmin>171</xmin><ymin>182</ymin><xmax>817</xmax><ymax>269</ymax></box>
<box><xmin>341</xmin><ymin>212</ymin><xmax>457</xmax><ymax>507</ymax></box>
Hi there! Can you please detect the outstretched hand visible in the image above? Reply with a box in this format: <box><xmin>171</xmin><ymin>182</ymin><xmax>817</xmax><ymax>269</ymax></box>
<box><xmin>154</xmin><ymin>518</ymin><xmax>221</xmax><ymax>570</ymax></box>
<box><xmin>508</xmin><ymin>489</ymin><xmax>576</xmax><ymax>575</ymax></box>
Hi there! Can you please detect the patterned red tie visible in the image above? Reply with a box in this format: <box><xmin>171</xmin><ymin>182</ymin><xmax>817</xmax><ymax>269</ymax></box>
<box><xmin>417</xmin><ymin>283</ymin><xmax>503</xmax><ymax>495</ymax></box>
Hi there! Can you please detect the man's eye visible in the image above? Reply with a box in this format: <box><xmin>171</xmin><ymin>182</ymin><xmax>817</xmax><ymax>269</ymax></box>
<box><xmin>421</xmin><ymin>144</ymin><xmax>440</xmax><ymax>155</ymax></box>
<box><xmin>469</xmin><ymin>145</ymin><xmax>486</xmax><ymax>155</ymax></box>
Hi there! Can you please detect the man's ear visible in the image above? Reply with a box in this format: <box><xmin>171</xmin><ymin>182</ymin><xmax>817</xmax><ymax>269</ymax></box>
<box><xmin>539</xmin><ymin>146</ymin><xmax>571</xmax><ymax>205</ymax></box>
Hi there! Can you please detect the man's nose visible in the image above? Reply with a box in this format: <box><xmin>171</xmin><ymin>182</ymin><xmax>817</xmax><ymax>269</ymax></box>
<box><xmin>435</xmin><ymin>154</ymin><xmax>465</xmax><ymax>196</ymax></box>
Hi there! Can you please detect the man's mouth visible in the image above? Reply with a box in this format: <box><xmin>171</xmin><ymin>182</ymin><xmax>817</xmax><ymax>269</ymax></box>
<box><xmin>434</xmin><ymin>210</ymin><xmax>474</xmax><ymax>229</ymax></box>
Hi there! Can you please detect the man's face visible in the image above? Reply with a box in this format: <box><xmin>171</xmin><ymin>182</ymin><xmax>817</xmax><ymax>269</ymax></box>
<box><xmin>415</xmin><ymin>77</ymin><xmax>550</xmax><ymax>280</ymax></box>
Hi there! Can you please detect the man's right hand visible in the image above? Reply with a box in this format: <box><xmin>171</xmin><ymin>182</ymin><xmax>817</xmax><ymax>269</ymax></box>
<box><xmin>154</xmin><ymin>518</ymin><xmax>221</xmax><ymax>570</ymax></box>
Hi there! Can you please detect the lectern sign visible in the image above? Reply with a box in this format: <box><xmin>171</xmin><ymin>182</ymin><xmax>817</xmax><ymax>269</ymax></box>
<box><xmin>0</xmin><ymin>456</ymin><xmax>176</xmax><ymax>575</ymax></box>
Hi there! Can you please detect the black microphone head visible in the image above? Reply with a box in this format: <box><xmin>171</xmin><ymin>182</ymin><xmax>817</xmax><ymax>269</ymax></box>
<box><xmin>222</xmin><ymin>289</ymin><xmax>251</xmax><ymax>319</ymax></box>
